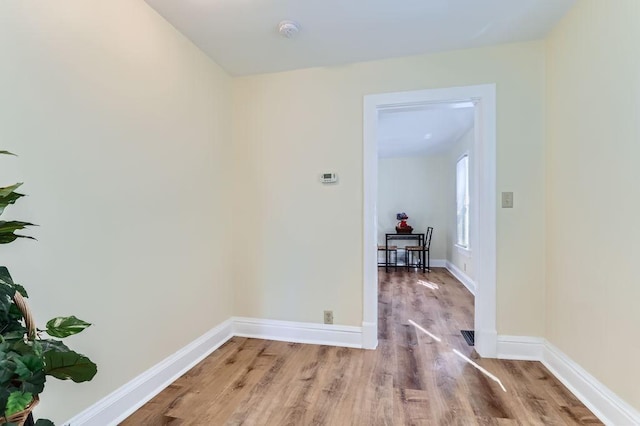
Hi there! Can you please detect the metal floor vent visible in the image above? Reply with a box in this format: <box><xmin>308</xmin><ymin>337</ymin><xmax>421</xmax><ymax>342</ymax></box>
<box><xmin>460</xmin><ymin>330</ymin><xmax>475</xmax><ymax>346</ymax></box>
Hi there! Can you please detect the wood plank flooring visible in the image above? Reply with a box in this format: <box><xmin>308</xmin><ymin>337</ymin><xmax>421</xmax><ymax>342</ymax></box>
<box><xmin>122</xmin><ymin>268</ymin><xmax>602</xmax><ymax>425</ymax></box>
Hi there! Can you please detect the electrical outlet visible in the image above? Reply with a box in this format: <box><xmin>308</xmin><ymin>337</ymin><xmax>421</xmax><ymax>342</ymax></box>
<box><xmin>324</xmin><ymin>310</ymin><xmax>333</xmax><ymax>324</ymax></box>
<box><xmin>464</xmin><ymin>263</ymin><xmax>467</xmax><ymax>272</ymax></box>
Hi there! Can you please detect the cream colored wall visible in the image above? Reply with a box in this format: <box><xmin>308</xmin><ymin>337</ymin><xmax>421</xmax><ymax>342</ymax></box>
<box><xmin>377</xmin><ymin>155</ymin><xmax>448</xmax><ymax>261</ymax></box>
<box><xmin>0</xmin><ymin>1</ymin><xmax>233</xmax><ymax>422</ymax></box>
<box><xmin>446</xmin><ymin>127</ymin><xmax>475</xmax><ymax>280</ymax></box>
<box><xmin>546</xmin><ymin>0</ymin><xmax>640</xmax><ymax>411</ymax></box>
<box><xmin>233</xmin><ymin>42</ymin><xmax>546</xmax><ymax>335</ymax></box>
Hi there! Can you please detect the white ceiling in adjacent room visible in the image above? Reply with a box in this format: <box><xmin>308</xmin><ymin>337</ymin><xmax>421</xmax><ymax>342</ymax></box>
<box><xmin>145</xmin><ymin>0</ymin><xmax>575</xmax><ymax>76</ymax></box>
<box><xmin>377</xmin><ymin>105</ymin><xmax>474</xmax><ymax>158</ymax></box>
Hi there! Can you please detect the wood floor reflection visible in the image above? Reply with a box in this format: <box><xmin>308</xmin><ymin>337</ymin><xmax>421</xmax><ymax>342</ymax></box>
<box><xmin>122</xmin><ymin>268</ymin><xmax>601</xmax><ymax>425</ymax></box>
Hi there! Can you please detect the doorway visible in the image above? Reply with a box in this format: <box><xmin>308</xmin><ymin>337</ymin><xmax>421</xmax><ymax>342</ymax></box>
<box><xmin>362</xmin><ymin>84</ymin><xmax>497</xmax><ymax>357</ymax></box>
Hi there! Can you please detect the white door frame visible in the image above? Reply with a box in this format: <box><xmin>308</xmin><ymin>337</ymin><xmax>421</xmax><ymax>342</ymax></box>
<box><xmin>362</xmin><ymin>84</ymin><xmax>497</xmax><ymax>357</ymax></box>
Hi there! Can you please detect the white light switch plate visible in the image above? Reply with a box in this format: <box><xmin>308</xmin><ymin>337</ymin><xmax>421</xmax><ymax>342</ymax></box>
<box><xmin>502</xmin><ymin>192</ymin><xmax>514</xmax><ymax>208</ymax></box>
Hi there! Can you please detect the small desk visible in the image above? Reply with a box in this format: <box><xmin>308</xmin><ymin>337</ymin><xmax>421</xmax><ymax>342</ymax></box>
<box><xmin>385</xmin><ymin>233</ymin><xmax>425</xmax><ymax>272</ymax></box>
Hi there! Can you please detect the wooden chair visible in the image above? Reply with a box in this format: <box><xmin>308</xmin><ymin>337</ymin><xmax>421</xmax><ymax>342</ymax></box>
<box><xmin>377</xmin><ymin>245</ymin><xmax>398</xmax><ymax>269</ymax></box>
<box><xmin>405</xmin><ymin>227</ymin><xmax>433</xmax><ymax>271</ymax></box>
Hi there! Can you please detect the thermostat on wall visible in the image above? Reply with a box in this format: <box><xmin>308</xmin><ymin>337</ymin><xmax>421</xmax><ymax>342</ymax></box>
<box><xmin>320</xmin><ymin>172</ymin><xmax>338</xmax><ymax>183</ymax></box>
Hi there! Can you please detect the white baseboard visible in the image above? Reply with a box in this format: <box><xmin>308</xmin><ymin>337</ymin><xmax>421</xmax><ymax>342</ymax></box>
<box><xmin>66</xmin><ymin>316</ymin><xmax>365</xmax><ymax>425</ymax></box>
<box><xmin>361</xmin><ymin>321</ymin><xmax>378</xmax><ymax>349</ymax></box>
<box><xmin>65</xmin><ymin>318</ymin><xmax>234</xmax><ymax>426</ymax></box>
<box><xmin>445</xmin><ymin>261</ymin><xmax>476</xmax><ymax>295</ymax></box>
<box><xmin>69</xmin><ymin>321</ymin><xmax>640</xmax><ymax>426</ymax></box>
<box><xmin>497</xmin><ymin>335</ymin><xmax>545</xmax><ymax>361</ymax></box>
<box><xmin>475</xmin><ymin>328</ymin><xmax>498</xmax><ymax>358</ymax></box>
<box><xmin>429</xmin><ymin>259</ymin><xmax>447</xmax><ymax>268</ymax></box>
<box><xmin>497</xmin><ymin>336</ymin><xmax>640</xmax><ymax>425</ymax></box>
<box><xmin>542</xmin><ymin>342</ymin><xmax>640</xmax><ymax>426</ymax></box>
<box><xmin>232</xmin><ymin>316</ymin><xmax>363</xmax><ymax>349</ymax></box>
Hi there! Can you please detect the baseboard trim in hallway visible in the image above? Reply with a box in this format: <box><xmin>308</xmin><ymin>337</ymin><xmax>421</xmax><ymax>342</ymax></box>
<box><xmin>65</xmin><ymin>318</ymin><xmax>234</xmax><ymax>426</ymax></box>
<box><xmin>64</xmin><ymin>317</ymin><xmax>364</xmax><ymax>425</ymax></box>
<box><xmin>66</xmin><ymin>324</ymin><xmax>639</xmax><ymax>425</ymax></box>
<box><xmin>496</xmin><ymin>335</ymin><xmax>544</xmax><ymax>361</ymax></box>
<box><xmin>445</xmin><ymin>261</ymin><xmax>476</xmax><ymax>295</ymax></box>
<box><xmin>498</xmin><ymin>335</ymin><xmax>640</xmax><ymax>425</ymax></box>
<box><xmin>232</xmin><ymin>316</ymin><xmax>363</xmax><ymax>349</ymax></box>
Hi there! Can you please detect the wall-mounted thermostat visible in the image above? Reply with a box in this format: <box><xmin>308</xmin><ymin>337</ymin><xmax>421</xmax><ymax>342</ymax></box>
<box><xmin>320</xmin><ymin>173</ymin><xmax>338</xmax><ymax>183</ymax></box>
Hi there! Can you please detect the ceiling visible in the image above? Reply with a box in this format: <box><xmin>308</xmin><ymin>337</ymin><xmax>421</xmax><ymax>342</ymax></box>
<box><xmin>145</xmin><ymin>0</ymin><xmax>575</xmax><ymax>76</ymax></box>
<box><xmin>378</xmin><ymin>104</ymin><xmax>474</xmax><ymax>158</ymax></box>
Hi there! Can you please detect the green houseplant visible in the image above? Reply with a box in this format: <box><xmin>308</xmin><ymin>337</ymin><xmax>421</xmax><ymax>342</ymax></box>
<box><xmin>0</xmin><ymin>151</ymin><xmax>97</xmax><ymax>425</ymax></box>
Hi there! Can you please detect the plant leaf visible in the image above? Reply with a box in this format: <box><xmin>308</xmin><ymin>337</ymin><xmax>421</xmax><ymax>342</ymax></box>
<box><xmin>0</xmin><ymin>342</ymin><xmax>11</xmax><ymax>353</ymax></box>
<box><xmin>0</xmin><ymin>387</ymin><xmax>10</xmax><ymax>413</ymax></box>
<box><xmin>46</xmin><ymin>316</ymin><xmax>92</xmax><ymax>338</ymax></box>
<box><xmin>13</xmin><ymin>354</ymin><xmax>46</xmax><ymax>395</ymax></box>
<box><xmin>38</xmin><ymin>339</ymin><xmax>70</xmax><ymax>354</ymax></box>
<box><xmin>14</xmin><ymin>355</ymin><xmax>44</xmax><ymax>378</ymax></box>
<box><xmin>10</xmin><ymin>283</ymin><xmax>28</xmax><ymax>298</ymax></box>
<box><xmin>0</xmin><ymin>234</ymin><xmax>34</xmax><ymax>244</ymax></box>
<box><xmin>2</xmin><ymin>330</ymin><xmax>25</xmax><ymax>341</ymax></box>
<box><xmin>35</xmin><ymin>420</ymin><xmax>55</xmax><ymax>426</ymax></box>
<box><xmin>0</xmin><ymin>151</ymin><xmax>16</xmax><ymax>156</ymax></box>
<box><xmin>0</xmin><ymin>191</ymin><xmax>25</xmax><ymax>216</ymax></box>
<box><xmin>0</xmin><ymin>358</ymin><xmax>16</xmax><ymax>383</ymax></box>
<box><xmin>43</xmin><ymin>350</ymin><xmax>97</xmax><ymax>382</ymax></box>
<box><xmin>0</xmin><ymin>183</ymin><xmax>22</xmax><ymax>198</ymax></box>
<box><xmin>0</xmin><ymin>266</ymin><xmax>14</xmax><ymax>286</ymax></box>
<box><xmin>11</xmin><ymin>340</ymin><xmax>38</xmax><ymax>356</ymax></box>
<box><xmin>5</xmin><ymin>391</ymin><xmax>32</xmax><ymax>416</ymax></box>
<box><xmin>0</xmin><ymin>221</ymin><xmax>35</xmax><ymax>233</ymax></box>
<box><xmin>20</xmin><ymin>369</ymin><xmax>46</xmax><ymax>395</ymax></box>
<box><xmin>0</xmin><ymin>221</ymin><xmax>36</xmax><ymax>244</ymax></box>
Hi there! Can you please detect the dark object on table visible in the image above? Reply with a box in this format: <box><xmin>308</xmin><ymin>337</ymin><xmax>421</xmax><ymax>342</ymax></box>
<box><xmin>395</xmin><ymin>212</ymin><xmax>413</xmax><ymax>233</ymax></box>
<box><xmin>395</xmin><ymin>225</ymin><xmax>413</xmax><ymax>234</ymax></box>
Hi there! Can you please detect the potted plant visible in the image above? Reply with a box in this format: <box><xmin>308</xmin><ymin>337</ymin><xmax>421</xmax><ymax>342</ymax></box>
<box><xmin>0</xmin><ymin>151</ymin><xmax>97</xmax><ymax>425</ymax></box>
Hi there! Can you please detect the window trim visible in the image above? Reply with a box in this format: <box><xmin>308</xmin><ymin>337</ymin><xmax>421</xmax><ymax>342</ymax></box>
<box><xmin>456</xmin><ymin>153</ymin><xmax>470</xmax><ymax>249</ymax></box>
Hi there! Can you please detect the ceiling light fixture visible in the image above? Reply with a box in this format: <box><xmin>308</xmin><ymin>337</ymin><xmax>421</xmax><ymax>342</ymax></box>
<box><xmin>278</xmin><ymin>20</ymin><xmax>300</xmax><ymax>38</ymax></box>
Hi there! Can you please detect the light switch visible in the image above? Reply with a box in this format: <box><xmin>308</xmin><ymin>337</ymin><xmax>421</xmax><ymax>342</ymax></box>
<box><xmin>502</xmin><ymin>192</ymin><xmax>514</xmax><ymax>208</ymax></box>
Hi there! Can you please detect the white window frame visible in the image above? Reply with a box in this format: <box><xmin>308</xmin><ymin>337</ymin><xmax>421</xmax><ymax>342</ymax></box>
<box><xmin>456</xmin><ymin>154</ymin><xmax>470</xmax><ymax>249</ymax></box>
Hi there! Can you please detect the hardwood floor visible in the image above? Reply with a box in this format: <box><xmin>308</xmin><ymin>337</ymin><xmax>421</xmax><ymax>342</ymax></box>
<box><xmin>122</xmin><ymin>268</ymin><xmax>601</xmax><ymax>425</ymax></box>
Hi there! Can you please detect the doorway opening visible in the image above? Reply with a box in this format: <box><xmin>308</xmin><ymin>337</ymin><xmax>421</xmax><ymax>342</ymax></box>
<box><xmin>362</xmin><ymin>84</ymin><xmax>497</xmax><ymax>357</ymax></box>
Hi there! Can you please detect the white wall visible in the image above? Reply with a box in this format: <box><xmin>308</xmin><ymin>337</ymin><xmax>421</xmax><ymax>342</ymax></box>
<box><xmin>377</xmin><ymin>155</ymin><xmax>448</xmax><ymax>261</ymax></box>
<box><xmin>233</xmin><ymin>41</ymin><xmax>546</xmax><ymax>336</ymax></box>
<box><xmin>446</xmin><ymin>127</ymin><xmax>475</xmax><ymax>280</ymax></box>
<box><xmin>546</xmin><ymin>0</ymin><xmax>640</xmax><ymax>411</ymax></box>
<box><xmin>0</xmin><ymin>1</ymin><xmax>233</xmax><ymax>422</ymax></box>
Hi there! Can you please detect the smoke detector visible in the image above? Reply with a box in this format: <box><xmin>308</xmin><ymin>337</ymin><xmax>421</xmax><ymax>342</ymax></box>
<box><xmin>278</xmin><ymin>20</ymin><xmax>300</xmax><ymax>38</ymax></box>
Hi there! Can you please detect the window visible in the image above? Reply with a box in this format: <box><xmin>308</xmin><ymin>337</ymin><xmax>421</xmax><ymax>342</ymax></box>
<box><xmin>456</xmin><ymin>155</ymin><xmax>469</xmax><ymax>248</ymax></box>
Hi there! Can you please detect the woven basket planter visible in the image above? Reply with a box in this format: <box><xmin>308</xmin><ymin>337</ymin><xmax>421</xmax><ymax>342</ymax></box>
<box><xmin>0</xmin><ymin>395</ymin><xmax>38</xmax><ymax>426</ymax></box>
<box><xmin>0</xmin><ymin>292</ymin><xmax>39</xmax><ymax>425</ymax></box>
